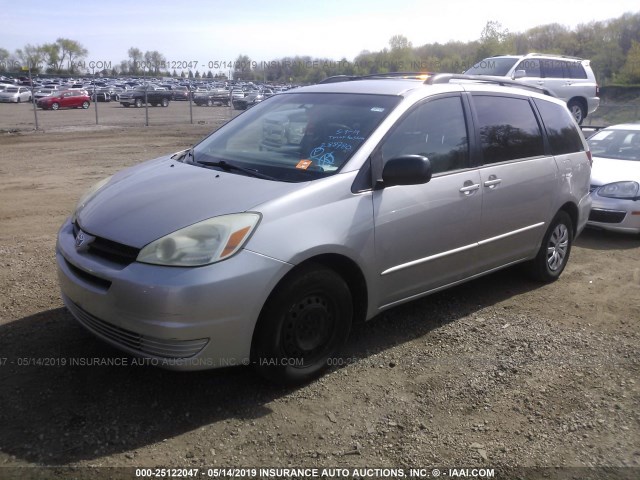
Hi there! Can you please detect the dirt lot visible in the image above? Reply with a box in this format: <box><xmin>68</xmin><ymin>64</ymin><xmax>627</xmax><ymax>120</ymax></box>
<box><xmin>0</xmin><ymin>103</ymin><xmax>639</xmax><ymax>479</ymax></box>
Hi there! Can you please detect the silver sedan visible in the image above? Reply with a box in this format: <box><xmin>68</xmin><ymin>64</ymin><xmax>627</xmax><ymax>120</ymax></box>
<box><xmin>0</xmin><ymin>86</ymin><xmax>32</xmax><ymax>103</ymax></box>
<box><xmin>587</xmin><ymin>124</ymin><xmax>640</xmax><ymax>234</ymax></box>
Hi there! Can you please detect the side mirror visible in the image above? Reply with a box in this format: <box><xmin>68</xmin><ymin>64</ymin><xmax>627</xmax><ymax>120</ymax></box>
<box><xmin>513</xmin><ymin>69</ymin><xmax>526</xmax><ymax>79</ymax></box>
<box><xmin>380</xmin><ymin>155</ymin><xmax>432</xmax><ymax>188</ymax></box>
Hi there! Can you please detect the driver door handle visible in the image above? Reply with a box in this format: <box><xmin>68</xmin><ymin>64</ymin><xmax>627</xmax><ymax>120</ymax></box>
<box><xmin>459</xmin><ymin>182</ymin><xmax>480</xmax><ymax>195</ymax></box>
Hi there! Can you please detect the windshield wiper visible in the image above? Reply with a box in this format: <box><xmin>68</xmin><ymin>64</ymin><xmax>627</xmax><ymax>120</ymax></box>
<box><xmin>196</xmin><ymin>159</ymin><xmax>277</xmax><ymax>181</ymax></box>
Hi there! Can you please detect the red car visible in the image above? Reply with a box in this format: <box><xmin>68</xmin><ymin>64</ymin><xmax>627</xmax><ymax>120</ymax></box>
<box><xmin>37</xmin><ymin>90</ymin><xmax>90</xmax><ymax>110</ymax></box>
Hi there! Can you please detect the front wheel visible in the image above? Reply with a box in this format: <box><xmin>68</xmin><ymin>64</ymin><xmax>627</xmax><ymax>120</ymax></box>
<box><xmin>51</xmin><ymin>102</ymin><xmax>59</xmax><ymax>111</ymax></box>
<box><xmin>526</xmin><ymin>211</ymin><xmax>573</xmax><ymax>282</ymax></box>
<box><xmin>251</xmin><ymin>264</ymin><xmax>352</xmax><ymax>385</ymax></box>
<box><xmin>82</xmin><ymin>101</ymin><xmax>89</xmax><ymax>109</ymax></box>
<box><xmin>134</xmin><ymin>98</ymin><xmax>143</xmax><ymax>108</ymax></box>
<box><xmin>161</xmin><ymin>98</ymin><xmax>169</xmax><ymax>107</ymax></box>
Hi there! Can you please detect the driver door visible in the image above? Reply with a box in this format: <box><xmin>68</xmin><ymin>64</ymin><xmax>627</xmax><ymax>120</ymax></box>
<box><xmin>372</xmin><ymin>94</ymin><xmax>482</xmax><ymax>309</ymax></box>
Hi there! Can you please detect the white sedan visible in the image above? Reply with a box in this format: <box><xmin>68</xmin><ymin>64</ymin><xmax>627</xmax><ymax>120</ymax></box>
<box><xmin>587</xmin><ymin>123</ymin><xmax>640</xmax><ymax>234</ymax></box>
<box><xmin>0</xmin><ymin>86</ymin><xmax>32</xmax><ymax>103</ymax></box>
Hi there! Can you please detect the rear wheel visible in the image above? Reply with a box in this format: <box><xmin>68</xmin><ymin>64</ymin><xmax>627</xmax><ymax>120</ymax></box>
<box><xmin>251</xmin><ymin>264</ymin><xmax>352</xmax><ymax>385</ymax></box>
<box><xmin>134</xmin><ymin>98</ymin><xmax>143</xmax><ymax>108</ymax></box>
<box><xmin>51</xmin><ymin>102</ymin><xmax>59</xmax><ymax>111</ymax></box>
<box><xmin>567</xmin><ymin>100</ymin><xmax>586</xmax><ymax>125</ymax></box>
<box><xmin>161</xmin><ymin>98</ymin><xmax>169</xmax><ymax>107</ymax></box>
<box><xmin>526</xmin><ymin>211</ymin><xmax>573</xmax><ymax>282</ymax></box>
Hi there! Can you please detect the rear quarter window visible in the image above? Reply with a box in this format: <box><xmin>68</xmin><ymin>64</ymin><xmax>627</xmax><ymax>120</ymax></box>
<box><xmin>534</xmin><ymin>99</ymin><xmax>585</xmax><ymax>155</ymax></box>
<box><xmin>564</xmin><ymin>61</ymin><xmax>588</xmax><ymax>79</ymax></box>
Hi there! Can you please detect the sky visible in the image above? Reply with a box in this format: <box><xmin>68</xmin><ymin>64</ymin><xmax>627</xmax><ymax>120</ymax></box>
<box><xmin>1</xmin><ymin>0</ymin><xmax>639</xmax><ymax>74</ymax></box>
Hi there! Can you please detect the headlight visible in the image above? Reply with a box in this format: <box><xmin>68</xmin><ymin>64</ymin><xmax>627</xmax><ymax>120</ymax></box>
<box><xmin>73</xmin><ymin>175</ymin><xmax>113</xmax><ymax>222</ymax></box>
<box><xmin>137</xmin><ymin>213</ymin><xmax>261</xmax><ymax>267</ymax></box>
<box><xmin>596</xmin><ymin>181</ymin><xmax>639</xmax><ymax>199</ymax></box>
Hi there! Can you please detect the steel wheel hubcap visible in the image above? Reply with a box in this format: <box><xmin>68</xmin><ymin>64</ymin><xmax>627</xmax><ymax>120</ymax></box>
<box><xmin>283</xmin><ymin>295</ymin><xmax>333</xmax><ymax>362</ymax></box>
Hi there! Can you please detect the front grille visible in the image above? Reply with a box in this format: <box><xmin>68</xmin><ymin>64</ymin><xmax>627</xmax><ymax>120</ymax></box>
<box><xmin>64</xmin><ymin>258</ymin><xmax>111</xmax><ymax>291</ymax></box>
<box><xmin>589</xmin><ymin>209</ymin><xmax>626</xmax><ymax>224</ymax></box>
<box><xmin>73</xmin><ymin>222</ymin><xmax>140</xmax><ymax>266</ymax></box>
<box><xmin>64</xmin><ymin>297</ymin><xmax>209</xmax><ymax>359</ymax></box>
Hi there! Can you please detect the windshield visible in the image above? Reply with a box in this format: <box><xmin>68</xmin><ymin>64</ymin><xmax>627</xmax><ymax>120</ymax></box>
<box><xmin>191</xmin><ymin>92</ymin><xmax>400</xmax><ymax>182</ymax></box>
<box><xmin>588</xmin><ymin>129</ymin><xmax>640</xmax><ymax>161</ymax></box>
<box><xmin>465</xmin><ymin>57</ymin><xmax>519</xmax><ymax>76</ymax></box>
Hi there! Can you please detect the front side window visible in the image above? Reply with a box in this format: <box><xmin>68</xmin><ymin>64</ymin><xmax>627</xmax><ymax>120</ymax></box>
<box><xmin>191</xmin><ymin>92</ymin><xmax>400</xmax><ymax>182</ymax></box>
<box><xmin>515</xmin><ymin>59</ymin><xmax>541</xmax><ymax>77</ymax></box>
<box><xmin>380</xmin><ymin>96</ymin><xmax>469</xmax><ymax>174</ymax></box>
<box><xmin>474</xmin><ymin>95</ymin><xmax>545</xmax><ymax>163</ymax></box>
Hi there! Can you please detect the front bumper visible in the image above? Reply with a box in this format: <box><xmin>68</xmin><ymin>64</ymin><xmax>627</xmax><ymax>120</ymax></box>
<box><xmin>587</xmin><ymin>194</ymin><xmax>640</xmax><ymax>234</ymax></box>
<box><xmin>56</xmin><ymin>218</ymin><xmax>292</xmax><ymax>370</ymax></box>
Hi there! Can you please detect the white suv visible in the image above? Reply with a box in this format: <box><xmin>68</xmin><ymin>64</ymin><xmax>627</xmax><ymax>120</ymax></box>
<box><xmin>465</xmin><ymin>53</ymin><xmax>600</xmax><ymax>124</ymax></box>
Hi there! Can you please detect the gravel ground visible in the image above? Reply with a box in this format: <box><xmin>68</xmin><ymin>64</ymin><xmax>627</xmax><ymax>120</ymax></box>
<box><xmin>0</xmin><ymin>104</ymin><xmax>638</xmax><ymax>480</ymax></box>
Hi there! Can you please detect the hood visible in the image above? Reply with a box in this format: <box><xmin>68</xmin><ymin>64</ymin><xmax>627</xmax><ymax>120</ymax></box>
<box><xmin>591</xmin><ymin>156</ymin><xmax>640</xmax><ymax>186</ymax></box>
<box><xmin>76</xmin><ymin>156</ymin><xmax>306</xmax><ymax>248</ymax></box>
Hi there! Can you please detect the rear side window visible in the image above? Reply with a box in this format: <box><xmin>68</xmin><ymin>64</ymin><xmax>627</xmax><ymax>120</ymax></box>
<box><xmin>474</xmin><ymin>96</ymin><xmax>545</xmax><ymax>163</ymax></box>
<box><xmin>534</xmin><ymin>99</ymin><xmax>585</xmax><ymax>155</ymax></box>
<box><xmin>541</xmin><ymin>59</ymin><xmax>587</xmax><ymax>79</ymax></box>
<box><xmin>541</xmin><ymin>59</ymin><xmax>565</xmax><ymax>78</ymax></box>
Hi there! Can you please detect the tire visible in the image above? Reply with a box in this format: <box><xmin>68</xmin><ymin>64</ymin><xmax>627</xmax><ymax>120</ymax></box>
<box><xmin>207</xmin><ymin>99</ymin><xmax>213</xmax><ymax>107</ymax></box>
<box><xmin>82</xmin><ymin>101</ymin><xmax>89</xmax><ymax>109</ymax></box>
<box><xmin>161</xmin><ymin>98</ymin><xmax>169</xmax><ymax>107</ymax></box>
<box><xmin>567</xmin><ymin>100</ymin><xmax>586</xmax><ymax>125</ymax></box>
<box><xmin>51</xmin><ymin>103</ymin><xmax>59</xmax><ymax>111</ymax></box>
<box><xmin>526</xmin><ymin>211</ymin><xmax>573</xmax><ymax>282</ymax></box>
<box><xmin>251</xmin><ymin>264</ymin><xmax>353</xmax><ymax>385</ymax></box>
<box><xmin>134</xmin><ymin>98</ymin><xmax>143</xmax><ymax>108</ymax></box>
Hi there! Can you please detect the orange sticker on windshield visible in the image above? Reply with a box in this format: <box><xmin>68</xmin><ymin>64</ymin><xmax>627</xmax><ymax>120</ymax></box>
<box><xmin>296</xmin><ymin>160</ymin><xmax>313</xmax><ymax>170</ymax></box>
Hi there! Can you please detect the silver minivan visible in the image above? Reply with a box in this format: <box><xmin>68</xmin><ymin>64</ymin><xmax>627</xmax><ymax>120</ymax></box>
<box><xmin>57</xmin><ymin>74</ymin><xmax>592</xmax><ymax>384</ymax></box>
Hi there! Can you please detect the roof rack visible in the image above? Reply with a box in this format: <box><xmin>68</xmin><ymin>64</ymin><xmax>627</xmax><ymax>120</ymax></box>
<box><xmin>318</xmin><ymin>72</ymin><xmax>434</xmax><ymax>84</ymax></box>
<box><xmin>317</xmin><ymin>72</ymin><xmax>554</xmax><ymax>97</ymax></box>
<box><xmin>425</xmin><ymin>73</ymin><xmax>553</xmax><ymax>96</ymax></box>
<box><xmin>526</xmin><ymin>52</ymin><xmax>584</xmax><ymax>61</ymax></box>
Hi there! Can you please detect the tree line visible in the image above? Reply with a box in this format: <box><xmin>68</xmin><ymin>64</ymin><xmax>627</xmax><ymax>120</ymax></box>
<box><xmin>2</xmin><ymin>11</ymin><xmax>639</xmax><ymax>84</ymax></box>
